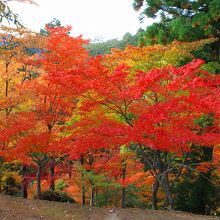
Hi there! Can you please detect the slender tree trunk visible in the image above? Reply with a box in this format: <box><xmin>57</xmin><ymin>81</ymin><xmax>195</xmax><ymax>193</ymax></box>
<box><xmin>5</xmin><ymin>80</ymin><xmax>9</xmax><ymax>118</ymax></box>
<box><xmin>68</xmin><ymin>162</ymin><xmax>72</xmax><ymax>179</ymax></box>
<box><xmin>121</xmin><ymin>187</ymin><xmax>126</xmax><ymax>208</ymax></box>
<box><xmin>0</xmin><ymin>172</ymin><xmax>2</xmax><ymax>193</ymax></box>
<box><xmin>161</xmin><ymin>174</ymin><xmax>174</xmax><ymax>209</ymax></box>
<box><xmin>89</xmin><ymin>154</ymin><xmax>95</xmax><ymax>207</ymax></box>
<box><xmin>21</xmin><ymin>164</ymin><xmax>28</xmax><ymax>198</ymax></box>
<box><xmin>162</xmin><ymin>195</ymin><xmax>169</xmax><ymax>208</ymax></box>
<box><xmin>105</xmin><ymin>183</ymin><xmax>109</xmax><ymax>206</ymax></box>
<box><xmin>121</xmin><ymin>158</ymin><xmax>126</xmax><ymax>208</ymax></box>
<box><xmin>49</xmin><ymin>158</ymin><xmax>55</xmax><ymax>191</ymax></box>
<box><xmin>95</xmin><ymin>190</ymin><xmax>100</xmax><ymax>207</ymax></box>
<box><xmin>0</xmin><ymin>177</ymin><xmax>1</xmax><ymax>193</ymax></box>
<box><xmin>164</xmin><ymin>188</ymin><xmax>173</xmax><ymax>209</ymax></box>
<box><xmin>152</xmin><ymin>178</ymin><xmax>159</xmax><ymax>209</ymax></box>
<box><xmin>151</xmin><ymin>150</ymin><xmax>164</xmax><ymax>209</ymax></box>
<box><xmin>36</xmin><ymin>163</ymin><xmax>42</xmax><ymax>199</ymax></box>
<box><xmin>80</xmin><ymin>154</ymin><xmax>85</xmax><ymax>205</ymax></box>
<box><xmin>0</xmin><ymin>157</ymin><xmax>4</xmax><ymax>193</ymax></box>
<box><xmin>90</xmin><ymin>183</ymin><xmax>95</xmax><ymax>207</ymax></box>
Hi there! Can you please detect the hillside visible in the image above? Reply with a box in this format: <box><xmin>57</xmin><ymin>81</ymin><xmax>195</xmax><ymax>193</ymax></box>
<box><xmin>0</xmin><ymin>194</ymin><xmax>218</xmax><ymax>220</ymax></box>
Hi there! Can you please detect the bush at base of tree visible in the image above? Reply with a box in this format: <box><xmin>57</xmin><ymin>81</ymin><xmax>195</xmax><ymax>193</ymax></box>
<box><xmin>175</xmin><ymin>171</ymin><xmax>220</xmax><ymax>215</ymax></box>
<box><xmin>34</xmin><ymin>190</ymin><xmax>75</xmax><ymax>203</ymax></box>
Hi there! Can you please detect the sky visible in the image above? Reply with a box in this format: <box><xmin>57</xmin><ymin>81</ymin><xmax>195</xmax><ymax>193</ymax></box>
<box><xmin>8</xmin><ymin>0</ymin><xmax>154</xmax><ymax>41</ymax></box>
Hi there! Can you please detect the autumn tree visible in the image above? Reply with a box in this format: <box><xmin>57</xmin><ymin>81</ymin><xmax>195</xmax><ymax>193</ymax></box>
<box><xmin>133</xmin><ymin>0</ymin><xmax>220</xmax><ymax>210</ymax></box>
<box><xmin>63</xmin><ymin>110</ymin><xmax>143</xmax><ymax>207</ymax></box>
<box><xmin>97</xmin><ymin>37</ymin><xmax>219</xmax><ymax>209</ymax></box>
<box><xmin>0</xmin><ymin>26</ymin><xmax>44</xmax><ymax>197</ymax></box>
<box><xmin>104</xmin><ymin>38</ymin><xmax>217</xmax><ymax>72</ymax></box>
<box><xmin>14</xmin><ymin>25</ymin><xmax>91</xmax><ymax>198</ymax></box>
<box><xmin>78</xmin><ymin>54</ymin><xmax>220</xmax><ymax>209</ymax></box>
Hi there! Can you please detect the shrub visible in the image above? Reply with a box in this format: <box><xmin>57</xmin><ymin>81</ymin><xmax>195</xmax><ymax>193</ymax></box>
<box><xmin>2</xmin><ymin>172</ymin><xmax>21</xmax><ymax>196</ymax></box>
<box><xmin>35</xmin><ymin>190</ymin><xmax>75</xmax><ymax>203</ymax></box>
<box><xmin>55</xmin><ymin>179</ymin><xmax>67</xmax><ymax>191</ymax></box>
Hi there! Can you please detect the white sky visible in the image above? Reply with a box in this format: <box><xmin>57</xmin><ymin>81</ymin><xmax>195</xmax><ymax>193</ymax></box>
<box><xmin>8</xmin><ymin>0</ymin><xmax>153</xmax><ymax>41</ymax></box>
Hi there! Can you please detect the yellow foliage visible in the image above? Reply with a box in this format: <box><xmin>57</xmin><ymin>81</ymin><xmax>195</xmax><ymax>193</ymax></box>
<box><xmin>1</xmin><ymin>171</ymin><xmax>22</xmax><ymax>185</ymax></box>
<box><xmin>104</xmin><ymin>38</ymin><xmax>218</xmax><ymax>72</ymax></box>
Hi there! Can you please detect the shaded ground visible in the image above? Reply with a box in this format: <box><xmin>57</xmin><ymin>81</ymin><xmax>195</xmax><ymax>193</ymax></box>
<box><xmin>0</xmin><ymin>194</ymin><xmax>218</xmax><ymax>220</ymax></box>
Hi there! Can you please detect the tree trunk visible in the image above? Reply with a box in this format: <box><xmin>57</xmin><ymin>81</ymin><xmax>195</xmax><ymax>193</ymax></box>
<box><xmin>89</xmin><ymin>154</ymin><xmax>95</xmax><ymax>207</ymax></box>
<box><xmin>36</xmin><ymin>163</ymin><xmax>42</xmax><ymax>199</ymax></box>
<box><xmin>21</xmin><ymin>164</ymin><xmax>28</xmax><ymax>198</ymax></box>
<box><xmin>68</xmin><ymin>162</ymin><xmax>72</xmax><ymax>179</ymax></box>
<box><xmin>90</xmin><ymin>183</ymin><xmax>95</xmax><ymax>207</ymax></box>
<box><xmin>121</xmin><ymin>186</ymin><xmax>126</xmax><ymax>208</ymax></box>
<box><xmin>49</xmin><ymin>158</ymin><xmax>55</xmax><ymax>191</ymax></box>
<box><xmin>0</xmin><ymin>177</ymin><xmax>1</xmax><ymax>193</ymax></box>
<box><xmin>105</xmin><ymin>183</ymin><xmax>109</xmax><ymax>206</ymax></box>
<box><xmin>162</xmin><ymin>195</ymin><xmax>169</xmax><ymax>208</ymax></box>
<box><xmin>121</xmin><ymin>158</ymin><xmax>126</xmax><ymax>208</ymax></box>
<box><xmin>152</xmin><ymin>150</ymin><xmax>164</xmax><ymax>209</ymax></box>
<box><xmin>161</xmin><ymin>174</ymin><xmax>174</xmax><ymax>209</ymax></box>
<box><xmin>95</xmin><ymin>190</ymin><xmax>100</xmax><ymax>207</ymax></box>
<box><xmin>80</xmin><ymin>154</ymin><xmax>85</xmax><ymax>205</ymax></box>
<box><xmin>0</xmin><ymin>157</ymin><xmax>3</xmax><ymax>193</ymax></box>
<box><xmin>152</xmin><ymin>178</ymin><xmax>159</xmax><ymax>209</ymax></box>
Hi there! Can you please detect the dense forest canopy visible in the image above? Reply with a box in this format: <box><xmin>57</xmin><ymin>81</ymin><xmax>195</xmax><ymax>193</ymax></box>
<box><xmin>0</xmin><ymin>0</ymin><xmax>219</xmax><ymax>216</ymax></box>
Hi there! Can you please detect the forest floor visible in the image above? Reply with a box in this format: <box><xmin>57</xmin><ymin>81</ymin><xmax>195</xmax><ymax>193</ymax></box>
<box><xmin>0</xmin><ymin>194</ymin><xmax>219</xmax><ymax>220</ymax></box>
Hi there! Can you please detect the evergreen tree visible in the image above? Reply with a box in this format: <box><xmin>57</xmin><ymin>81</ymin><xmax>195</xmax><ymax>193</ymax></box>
<box><xmin>133</xmin><ymin>0</ymin><xmax>220</xmax><ymax>63</ymax></box>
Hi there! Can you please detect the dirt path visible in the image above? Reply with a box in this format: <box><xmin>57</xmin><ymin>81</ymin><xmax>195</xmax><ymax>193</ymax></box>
<box><xmin>0</xmin><ymin>194</ymin><xmax>218</xmax><ymax>220</ymax></box>
<box><xmin>104</xmin><ymin>212</ymin><xmax>120</xmax><ymax>220</ymax></box>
